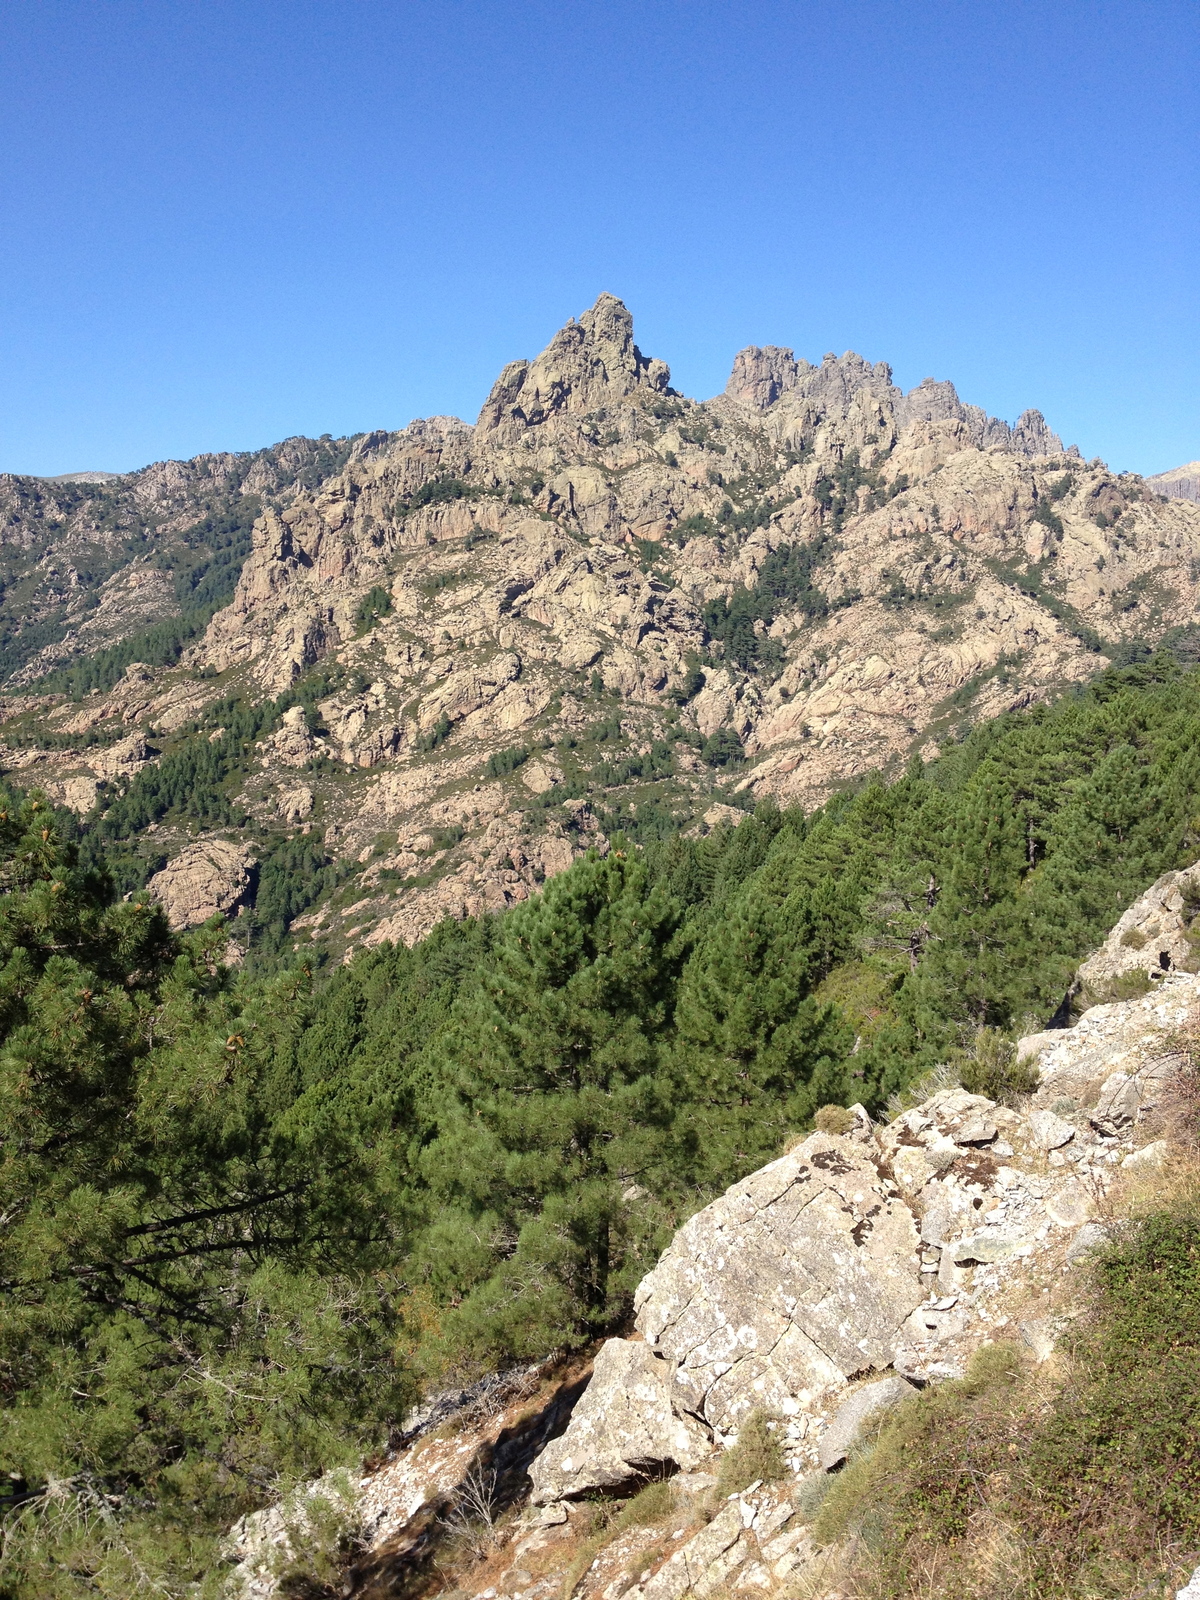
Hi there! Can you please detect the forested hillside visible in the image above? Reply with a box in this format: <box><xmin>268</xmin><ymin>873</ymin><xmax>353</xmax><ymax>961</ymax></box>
<box><xmin>4</xmin><ymin>646</ymin><xmax>1200</xmax><ymax>1595</ymax></box>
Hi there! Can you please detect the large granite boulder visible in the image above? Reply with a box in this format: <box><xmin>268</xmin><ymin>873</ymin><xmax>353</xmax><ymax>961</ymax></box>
<box><xmin>147</xmin><ymin>838</ymin><xmax>255</xmax><ymax>930</ymax></box>
<box><xmin>528</xmin><ymin>1339</ymin><xmax>710</xmax><ymax>1503</ymax></box>
<box><xmin>634</xmin><ymin>1132</ymin><xmax>924</xmax><ymax>1438</ymax></box>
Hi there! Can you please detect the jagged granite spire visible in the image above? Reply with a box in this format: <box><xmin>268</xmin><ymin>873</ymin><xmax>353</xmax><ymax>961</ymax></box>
<box><xmin>476</xmin><ymin>293</ymin><xmax>672</xmax><ymax>438</ymax></box>
<box><xmin>725</xmin><ymin>344</ymin><xmax>1072</xmax><ymax>459</ymax></box>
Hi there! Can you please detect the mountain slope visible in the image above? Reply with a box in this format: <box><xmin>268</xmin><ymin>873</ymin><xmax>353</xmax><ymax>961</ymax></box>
<box><xmin>0</xmin><ymin>435</ymin><xmax>360</xmax><ymax>687</ymax></box>
<box><xmin>3</xmin><ymin>293</ymin><xmax>1199</xmax><ymax>961</ymax></box>
<box><xmin>1148</xmin><ymin>459</ymin><xmax>1200</xmax><ymax>503</ymax></box>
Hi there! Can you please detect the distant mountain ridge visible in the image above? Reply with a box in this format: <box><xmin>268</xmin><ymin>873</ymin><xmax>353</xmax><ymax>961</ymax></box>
<box><xmin>1147</xmin><ymin>459</ymin><xmax>1200</xmax><ymax>503</ymax></box>
<box><xmin>2</xmin><ymin>292</ymin><xmax>1199</xmax><ymax>967</ymax></box>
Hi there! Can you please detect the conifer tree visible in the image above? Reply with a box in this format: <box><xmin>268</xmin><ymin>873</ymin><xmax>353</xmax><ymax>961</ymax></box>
<box><xmin>415</xmin><ymin>848</ymin><xmax>688</xmax><ymax>1362</ymax></box>
<box><xmin>669</xmin><ymin>884</ymin><xmax>852</xmax><ymax>1186</ymax></box>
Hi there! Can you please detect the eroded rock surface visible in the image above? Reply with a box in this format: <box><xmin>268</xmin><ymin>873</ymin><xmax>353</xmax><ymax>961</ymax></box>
<box><xmin>634</xmin><ymin>1132</ymin><xmax>923</xmax><ymax>1437</ymax></box>
<box><xmin>146</xmin><ymin>838</ymin><xmax>255</xmax><ymax>929</ymax></box>
<box><xmin>529</xmin><ymin>1339</ymin><xmax>710</xmax><ymax>1503</ymax></box>
<box><xmin>8</xmin><ymin>294</ymin><xmax>1200</xmax><ymax>961</ymax></box>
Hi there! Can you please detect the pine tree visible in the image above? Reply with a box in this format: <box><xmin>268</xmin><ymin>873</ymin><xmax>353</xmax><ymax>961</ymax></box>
<box><xmin>669</xmin><ymin>883</ymin><xmax>853</xmax><ymax>1186</ymax></box>
<box><xmin>415</xmin><ymin>848</ymin><xmax>688</xmax><ymax>1363</ymax></box>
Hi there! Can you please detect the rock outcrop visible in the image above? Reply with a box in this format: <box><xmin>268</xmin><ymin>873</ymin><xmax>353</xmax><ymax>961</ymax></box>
<box><xmin>633</xmin><ymin>1130</ymin><xmax>923</xmax><ymax>1439</ymax></box>
<box><xmin>529</xmin><ymin>1340</ymin><xmax>710</xmax><ymax>1503</ymax></box>
<box><xmin>1148</xmin><ymin>459</ymin><xmax>1200</xmax><ymax>503</ymax></box>
<box><xmin>1076</xmin><ymin>861</ymin><xmax>1200</xmax><ymax>994</ymax></box>
<box><xmin>532</xmin><ymin>968</ymin><xmax>1200</xmax><ymax>1498</ymax></box>
<box><xmin>217</xmin><ymin>877</ymin><xmax>1200</xmax><ymax>1600</ymax></box>
<box><xmin>146</xmin><ymin>838</ymin><xmax>255</xmax><ymax>928</ymax></box>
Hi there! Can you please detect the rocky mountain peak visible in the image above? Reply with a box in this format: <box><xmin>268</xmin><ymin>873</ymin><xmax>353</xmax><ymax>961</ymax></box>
<box><xmin>4</xmin><ymin>293</ymin><xmax>1199</xmax><ymax>964</ymax></box>
<box><xmin>476</xmin><ymin>292</ymin><xmax>672</xmax><ymax>439</ymax></box>
<box><xmin>724</xmin><ymin>345</ymin><xmax>811</xmax><ymax>409</ymax></box>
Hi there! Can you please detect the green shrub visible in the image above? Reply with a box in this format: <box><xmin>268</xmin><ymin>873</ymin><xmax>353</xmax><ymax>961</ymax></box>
<box><xmin>957</xmin><ymin>1028</ymin><xmax>1039</xmax><ymax>1105</ymax></box>
<box><xmin>715</xmin><ymin>1410</ymin><xmax>785</xmax><ymax>1496</ymax></box>
<box><xmin>1083</xmin><ymin>969</ymin><xmax>1155</xmax><ymax>1006</ymax></box>
<box><xmin>701</xmin><ymin>728</ymin><xmax>744</xmax><ymax>767</ymax></box>
<box><xmin>814</xmin><ymin>1103</ymin><xmax>856</xmax><ymax>1135</ymax></box>
<box><xmin>417</xmin><ymin>711</ymin><xmax>452</xmax><ymax>751</ymax></box>
<box><xmin>405</xmin><ymin>476</ymin><xmax>477</xmax><ymax>511</ymax></box>
<box><xmin>612</xmin><ymin>1481</ymin><xmax>675</xmax><ymax>1533</ymax></box>
<box><xmin>1034</xmin><ymin>499</ymin><xmax>1065</xmax><ymax>537</ymax></box>
<box><xmin>815</xmin><ymin>1212</ymin><xmax>1200</xmax><ymax>1598</ymax></box>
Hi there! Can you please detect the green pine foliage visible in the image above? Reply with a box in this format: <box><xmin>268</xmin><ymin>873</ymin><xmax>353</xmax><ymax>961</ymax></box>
<box><xmin>0</xmin><ymin>787</ymin><xmax>410</xmax><ymax>1596</ymax></box>
<box><xmin>411</xmin><ymin>849</ymin><xmax>689</xmax><ymax>1367</ymax></box>
<box><xmin>702</xmin><ymin>536</ymin><xmax>832</xmax><ymax>673</ymax></box>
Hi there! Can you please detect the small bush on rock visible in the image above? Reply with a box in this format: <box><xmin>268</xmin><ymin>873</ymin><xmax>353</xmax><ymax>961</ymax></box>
<box><xmin>814</xmin><ymin>1103</ymin><xmax>856</xmax><ymax>1136</ymax></box>
<box><xmin>957</xmin><ymin>1028</ymin><xmax>1039</xmax><ymax>1105</ymax></box>
<box><xmin>612</xmin><ymin>1481</ymin><xmax>675</xmax><ymax>1533</ymax></box>
<box><xmin>715</xmin><ymin>1410</ymin><xmax>785</xmax><ymax>1496</ymax></box>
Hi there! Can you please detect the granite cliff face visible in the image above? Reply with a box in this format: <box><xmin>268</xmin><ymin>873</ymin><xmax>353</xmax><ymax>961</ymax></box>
<box><xmin>4</xmin><ymin>295</ymin><xmax>1200</xmax><ymax>960</ymax></box>
<box><xmin>1148</xmin><ymin>460</ymin><xmax>1200</xmax><ymax>504</ymax></box>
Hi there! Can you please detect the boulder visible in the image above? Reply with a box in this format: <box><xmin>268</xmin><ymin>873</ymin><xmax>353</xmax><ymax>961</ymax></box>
<box><xmin>634</xmin><ymin>1132</ymin><xmax>924</xmax><ymax>1436</ymax></box>
<box><xmin>640</xmin><ymin>1502</ymin><xmax>745</xmax><ymax>1600</ymax></box>
<box><xmin>817</xmin><ymin>1376</ymin><xmax>914</xmax><ymax>1470</ymax></box>
<box><xmin>1122</xmin><ymin>1139</ymin><xmax>1169</xmax><ymax>1171</ymax></box>
<box><xmin>277</xmin><ymin>784</ymin><xmax>314</xmax><ymax>823</ymax></box>
<box><xmin>147</xmin><ymin>839</ymin><xmax>255</xmax><ymax>930</ymax></box>
<box><xmin>1028</xmin><ymin>1109</ymin><xmax>1075</xmax><ymax>1150</ymax></box>
<box><xmin>1030</xmin><ymin>973</ymin><xmax>1200</xmax><ymax>1113</ymax></box>
<box><xmin>1018</xmin><ymin>1317</ymin><xmax>1062</xmax><ymax>1362</ymax></box>
<box><xmin>528</xmin><ymin>1339</ymin><xmax>710</xmax><ymax>1503</ymax></box>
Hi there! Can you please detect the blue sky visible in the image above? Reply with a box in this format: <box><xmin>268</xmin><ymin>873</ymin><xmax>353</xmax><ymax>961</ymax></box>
<box><xmin>1</xmin><ymin>0</ymin><xmax>1196</xmax><ymax>477</ymax></box>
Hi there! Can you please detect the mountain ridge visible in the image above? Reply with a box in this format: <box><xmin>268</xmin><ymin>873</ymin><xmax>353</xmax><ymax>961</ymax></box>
<box><xmin>2</xmin><ymin>293</ymin><xmax>1199</xmax><ymax>963</ymax></box>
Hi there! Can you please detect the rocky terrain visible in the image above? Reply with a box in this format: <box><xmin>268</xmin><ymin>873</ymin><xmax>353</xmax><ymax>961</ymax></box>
<box><xmin>4</xmin><ymin>294</ymin><xmax>1200</xmax><ymax>960</ymax></box>
<box><xmin>220</xmin><ymin>868</ymin><xmax>1200</xmax><ymax>1600</ymax></box>
<box><xmin>0</xmin><ymin>435</ymin><xmax>360</xmax><ymax>686</ymax></box>
<box><xmin>1148</xmin><ymin>460</ymin><xmax>1200</xmax><ymax>503</ymax></box>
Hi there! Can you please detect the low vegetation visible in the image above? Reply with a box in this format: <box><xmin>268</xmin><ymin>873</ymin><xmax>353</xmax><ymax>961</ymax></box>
<box><xmin>816</xmin><ymin>1209</ymin><xmax>1200</xmax><ymax>1598</ymax></box>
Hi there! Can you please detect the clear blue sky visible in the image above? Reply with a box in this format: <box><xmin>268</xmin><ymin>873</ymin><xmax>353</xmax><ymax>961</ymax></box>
<box><xmin>1</xmin><ymin>0</ymin><xmax>1196</xmax><ymax>477</ymax></box>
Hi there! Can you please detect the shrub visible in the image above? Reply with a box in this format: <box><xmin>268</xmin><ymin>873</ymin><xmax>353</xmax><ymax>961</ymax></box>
<box><xmin>406</xmin><ymin>476</ymin><xmax>476</xmax><ymax>511</ymax></box>
<box><xmin>417</xmin><ymin>711</ymin><xmax>452</xmax><ymax>752</ymax></box>
<box><xmin>715</xmin><ymin>1410</ymin><xmax>785</xmax><ymax>1496</ymax></box>
<box><xmin>814</xmin><ymin>1103</ymin><xmax>856</xmax><ymax>1136</ymax></box>
<box><xmin>701</xmin><ymin>728</ymin><xmax>744</xmax><ymax>768</ymax></box>
<box><xmin>1034</xmin><ymin>499</ymin><xmax>1065</xmax><ymax>537</ymax></box>
<box><xmin>816</xmin><ymin>1211</ymin><xmax>1200</xmax><ymax>1598</ymax></box>
<box><xmin>612</xmin><ymin>1481</ymin><xmax>675</xmax><ymax>1533</ymax></box>
<box><xmin>1082</xmin><ymin>969</ymin><xmax>1155</xmax><ymax>1006</ymax></box>
<box><xmin>957</xmin><ymin>1028</ymin><xmax>1039</xmax><ymax>1105</ymax></box>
